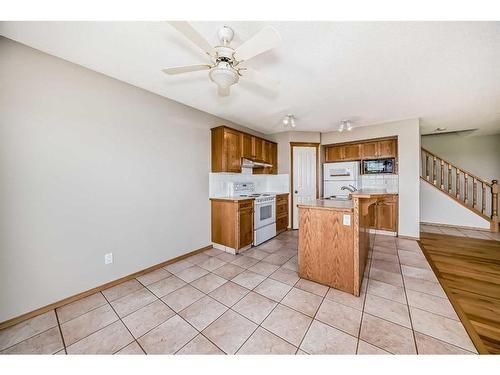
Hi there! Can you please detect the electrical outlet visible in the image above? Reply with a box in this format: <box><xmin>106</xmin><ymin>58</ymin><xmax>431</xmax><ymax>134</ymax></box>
<box><xmin>343</xmin><ymin>214</ymin><xmax>351</xmax><ymax>226</ymax></box>
<box><xmin>104</xmin><ymin>253</ymin><xmax>113</xmax><ymax>265</ymax></box>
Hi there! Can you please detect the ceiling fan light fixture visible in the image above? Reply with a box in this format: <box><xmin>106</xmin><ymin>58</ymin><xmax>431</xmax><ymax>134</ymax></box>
<box><xmin>208</xmin><ymin>62</ymin><xmax>239</xmax><ymax>91</ymax></box>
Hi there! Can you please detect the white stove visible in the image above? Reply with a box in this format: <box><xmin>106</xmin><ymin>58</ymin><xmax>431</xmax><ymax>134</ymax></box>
<box><xmin>232</xmin><ymin>182</ymin><xmax>276</xmax><ymax>246</ymax></box>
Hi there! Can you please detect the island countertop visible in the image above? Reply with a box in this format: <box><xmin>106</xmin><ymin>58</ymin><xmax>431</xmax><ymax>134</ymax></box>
<box><xmin>297</xmin><ymin>190</ymin><xmax>397</xmax><ymax>212</ymax></box>
<box><xmin>296</xmin><ymin>199</ymin><xmax>354</xmax><ymax>212</ymax></box>
<box><xmin>350</xmin><ymin>189</ymin><xmax>397</xmax><ymax>198</ymax></box>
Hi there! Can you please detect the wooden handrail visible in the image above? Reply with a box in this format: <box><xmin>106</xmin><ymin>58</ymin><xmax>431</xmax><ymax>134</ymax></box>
<box><xmin>421</xmin><ymin>148</ymin><xmax>499</xmax><ymax>232</ymax></box>
<box><xmin>422</xmin><ymin>148</ymin><xmax>492</xmax><ymax>188</ymax></box>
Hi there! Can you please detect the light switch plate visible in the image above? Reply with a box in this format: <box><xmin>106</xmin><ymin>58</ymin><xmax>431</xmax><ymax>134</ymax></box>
<box><xmin>104</xmin><ymin>253</ymin><xmax>113</xmax><ymax>265</ymax></box>
<box><xmin>343</xmin><ymin>214</ymin><xmax>351</xmax><ymax>226</ymax></box>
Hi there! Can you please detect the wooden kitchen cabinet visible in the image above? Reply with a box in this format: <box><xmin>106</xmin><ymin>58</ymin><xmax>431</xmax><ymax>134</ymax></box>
<box><xmin>376</xmin><ymin>195</ymin><xmax>398</xmax><ymax>231</ymax></box>
<box><xmin>343</xmin><ymin>144</ymin><xmax>361</xmax><ymax>161</ymax></box>
<box><xmin>269</xmin><ymin>143</ymin><xmax>278</xmax><ymax>174</ymax></box>
<box><xmin>325</xmin><ymin>137</ymin><xmax>397</xmax><ymax>162</ymax></box>
<box><xmin>276</xmin><ymin>193</ymin><xmax>289</xmax><ymax>234</ymax></box>
<box><xmin>211</xmin><ymin>126</ymin><xmax>278</xmax><ymax>174</ymax></box>
<box><xmin>325</xmin><ymin>145</ymin><xmax>344</xmax><ymax>162</ymax></box>
<box><xmin>368</xmin><ymin>195</ymin><xmax>398</xmax><ymax>232</ymax></box>
<box><xmin>238</xmin><ymin>202</ymin><xmax>254</xmax><ymax>248</ymax></box>
<box><xmin>360</xmin><ymin>142</ymin><xmax>379</xmax><ymax>159</ymax></box>
<box><xmin>255</xmin><ymin>141</ymin><xmax>278</xmax><ymax>175</ymax></box>
<box><xmin>377</xmin><ymin>139</ymin><xmax>397</xmax><ymax>158</ymax></box>
<box><xmin>241</xmin><ymin>133</ymin><xmax>254</xmax><ymax>159</ymax></box>
<box><xmin>211</xmin><ymin>198</ymin><xmax>254</xmax><ymax>253</ymax></box>
<box><xmin>254</xmin><ymin>138</ymin><xmax>265</xmax><ymax>161</ymax></box>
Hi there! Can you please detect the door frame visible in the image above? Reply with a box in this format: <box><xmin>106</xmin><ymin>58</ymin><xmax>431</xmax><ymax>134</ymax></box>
<box><xmin>290</xmin><ymin>142</ymin><xmax>320</xmax><ymax>229</ymax></box>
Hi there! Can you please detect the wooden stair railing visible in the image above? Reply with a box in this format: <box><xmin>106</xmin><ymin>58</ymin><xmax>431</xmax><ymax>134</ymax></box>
<box><xmin>421</xmin><ymin>148</ymin><xmax>499</xmax><ymax>232</ymax></box>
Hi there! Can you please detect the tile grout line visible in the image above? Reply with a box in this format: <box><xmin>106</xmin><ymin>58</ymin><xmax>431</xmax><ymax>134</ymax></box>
<box><xmin>53</xmin><ymin>308</ymin><xmax>68</xmax><ymax>355</ymax></box>
<box><xmin>231</xmin><ymin>271</ymin><xmax>302</xmax><ymax>354</ymax></box>
<box><xmin>360</xmin><ymin>235</ymin><xmax>414</xmax><ymax>354</ymax></box>
<box><xmin>355</xmin><ymin>234</ymin><xmax>373</xmax><ymax>354</ymax></box>
<box><xmin>100</xmin><ymin>290</ymin><xmax>148</xmax><ymax>355</ymax></box>
<box><xmin>395</xmin><ymin>238</ymin><xmax>419</xmax><ymax>354</ymax></box>
<box><xmin>179</xmin><ymin>233</ymin><xmax>300</xmax><ymax>354</ymax></box>
<box><xmin>195</xmin><ymin>246</ymin><xmax>300</xmax><ymax>354</ymax></box>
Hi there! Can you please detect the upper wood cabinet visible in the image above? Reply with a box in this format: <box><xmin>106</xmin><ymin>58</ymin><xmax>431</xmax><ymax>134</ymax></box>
<box><xmin>325</xmin><ymin>145</ymin><xmax>344</xmax><ymax>162</ymax></box>
<box><xmin>377</xmin><ymin>139</ymin><xmax>397</xmax><ymax>158</ymax></box>
<box><xmin>211</xmin><ymin>126</ymin><xmax>278</xmax><ymax>174</ymax></box>
<box><xmin>325</xmin><ymin>143</ymin><xmax>360</xmax><ymax>162</ymax></box>
<box><xmin>360</xmin><ymin>141</ymin><xmax>378</xmax><ymax>159</ymax></box>
<box><xmin>343</xmin><ymin>144</ymin><xmax>361</xmax><ymax>161</ymax></box>
<box><xmin>241</xmin><ymin>133</ymin><xmax>254</xmax><ymax>159</ymax></box>
<box><xmin>325</xmin><ymin>138</ymin><xmax>397</xmax><ymax>162</ymax></box>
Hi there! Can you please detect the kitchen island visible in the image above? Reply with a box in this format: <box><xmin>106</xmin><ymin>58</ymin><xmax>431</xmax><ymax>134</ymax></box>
<box><xmin>297</xmin><ymin>190</ymin><xmax>390</xmax><ymax>296</ymax></box>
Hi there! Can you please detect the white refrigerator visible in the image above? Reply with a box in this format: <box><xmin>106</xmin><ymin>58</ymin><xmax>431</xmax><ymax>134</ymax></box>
<box><xmin>323</xmin><ymin>161</ymin><xmax>361</xmax><ymax>198</ymax></box>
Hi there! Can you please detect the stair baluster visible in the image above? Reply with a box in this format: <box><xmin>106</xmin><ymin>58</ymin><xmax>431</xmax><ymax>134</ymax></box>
<box><xmin>448</xmin><ymin>164</ymin><xmax>452</xmax><ymax>194</ymax></box>
<box><xmin>421</xmin><ymin>147</ymin><xmax>499</xmax><ymax>232</ymax></box>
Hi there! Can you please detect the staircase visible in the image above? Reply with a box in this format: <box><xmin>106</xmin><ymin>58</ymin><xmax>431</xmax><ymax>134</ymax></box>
<box><xmin>421</xmin><ymin>148</ymin><xmax>499</xmax><ymax>232</ymax></box>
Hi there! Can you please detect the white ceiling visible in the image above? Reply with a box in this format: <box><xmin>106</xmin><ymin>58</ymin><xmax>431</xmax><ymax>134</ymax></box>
<box><xmin>1</xmin><ymin>21</ymin><xmax>500</xmax><ymax>135</ymax></box>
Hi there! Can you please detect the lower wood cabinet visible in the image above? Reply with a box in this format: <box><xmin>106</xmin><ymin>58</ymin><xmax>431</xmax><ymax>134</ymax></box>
<box><xmin>276</xmin><ymin>193</ymin><xmax>289</xmax><ymax>234</ymax></box>
<box><xmin>211</xmin><ymin>198</ymin><xmax>254</xmax><ymax>253</ymax></box>
<box><xmin>369</xmin><ymin>195</ymin><xmax>398</xmax><ymax>232</ymax></box>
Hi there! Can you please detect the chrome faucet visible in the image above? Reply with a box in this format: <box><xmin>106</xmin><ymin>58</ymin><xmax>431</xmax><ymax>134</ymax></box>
<box><xmin>341</xmin><ymin>184</ymin><xmax>358</xmax><ymax>193</ymax></box>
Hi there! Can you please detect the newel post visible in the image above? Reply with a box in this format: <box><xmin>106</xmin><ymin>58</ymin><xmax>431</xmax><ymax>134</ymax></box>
<box><xmin>492</xmin><ymin>180</ymin><xmax>499</xmax><ymax>232</ymax></box>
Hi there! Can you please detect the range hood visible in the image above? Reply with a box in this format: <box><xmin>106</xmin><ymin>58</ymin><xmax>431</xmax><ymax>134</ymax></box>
<box><xmin>241</xmin><ymin>157</ymin><xmax>273</xmax><ymax>169</ymax></box>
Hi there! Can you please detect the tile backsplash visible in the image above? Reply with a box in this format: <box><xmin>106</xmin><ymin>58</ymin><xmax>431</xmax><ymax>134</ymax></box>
<box><xmin>361</xmin><ymin>174</ymin><xmax>399</xmax><ymax>193</ymax></box>
<box><xmin>209</xmin><ymin>172</ymin><xmax>290</xmax><ymax>197</ymax></box>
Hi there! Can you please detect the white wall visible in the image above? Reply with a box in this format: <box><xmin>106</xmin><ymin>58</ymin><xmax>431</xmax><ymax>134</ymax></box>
<box><xmin>321</xmin><ymin>119</ymin><xmax>421</xmax><ymax>238</ymax></box>
<box><xmin>421</xmin><ymin>133</ymin><xmax>500</xmax><ymax>182</ymax></box>
<box><xmin>0</xmin><ymin>37</ymin><xmax>263</xmax><ymax>321</ymax></box>
<box><xmin>420</xmin><ymin>181</ymin><xmax>490</xmax><ymax>229</ymax></box>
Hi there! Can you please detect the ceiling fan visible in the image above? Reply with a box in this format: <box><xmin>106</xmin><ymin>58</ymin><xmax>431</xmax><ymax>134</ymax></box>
<box><xmin>163</xmin><ymin>22</ymin><xmax>281</xmax><ymax>96</ymax></box>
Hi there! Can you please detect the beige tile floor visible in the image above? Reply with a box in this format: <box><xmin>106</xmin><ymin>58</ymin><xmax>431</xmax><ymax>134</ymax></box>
<box><xmin>421</xmin><ymin>223</ymin><xmax>500</xmax><ymax>241</ymax></box>
<box><xmin>0</xmin><ymin>230</ymin><xmax>480</xmax><ymax>355</ymax></box>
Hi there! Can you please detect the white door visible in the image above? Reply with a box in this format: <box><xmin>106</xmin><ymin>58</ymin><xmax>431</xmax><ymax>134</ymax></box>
<box><xmin>293</xmin><ymin>146</ymin><xmax>317</xmax><ymax>229</ymax></box>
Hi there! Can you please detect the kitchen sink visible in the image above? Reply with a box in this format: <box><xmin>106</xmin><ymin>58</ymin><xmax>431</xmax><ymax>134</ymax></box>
<box><xmin>324</xmin><ymin>195</ymin><xmax>352</xmax><ymax>201</ymax></box>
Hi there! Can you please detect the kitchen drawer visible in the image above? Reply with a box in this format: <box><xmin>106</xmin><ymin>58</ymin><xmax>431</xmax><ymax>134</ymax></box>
<box><xmin>276</xmin><ymin>216</ymin><xmax>288</xmax><ymax>232</ymax></box>
<box><xmin>238</xmin><ymin>201</ymin><xmax>254</xmax><ymax>210</ymax></box>
<box><xmin>378</xmin><ymin>195</ymin><xmax>397</xmax><ymax>204</ymax></box>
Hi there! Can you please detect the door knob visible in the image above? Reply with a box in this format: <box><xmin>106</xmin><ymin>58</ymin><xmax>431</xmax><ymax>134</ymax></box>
<box><xmin>294</xmin><ymin>190</ymin><xmax>298</xmax><ymax>194</ymax></box>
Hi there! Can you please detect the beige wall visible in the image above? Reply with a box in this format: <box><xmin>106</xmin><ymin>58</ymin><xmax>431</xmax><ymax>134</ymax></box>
<box><xmin>321</xmin><ymin>119</ymin><xmax>421</xmax><ymax>238</ymax></box>
<box><xmin>268</xmin><ymin>131</ymin><xmax>321</xmax><ymax>175</ymax></box>
<box><xmin>421</xmin><ymin>133</ymin><xmax>500</xmax><ymax>182</ymax></box>
<box><xmin>0</xmin><ymin>37</ymin><xmax>264</xmax><ymax>321</ymax></box>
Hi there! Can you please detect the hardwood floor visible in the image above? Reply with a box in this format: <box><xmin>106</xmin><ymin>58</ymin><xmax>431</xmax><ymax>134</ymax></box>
<box><xmin>419</xmin><ymin>232</ymin><xmax>500</xmax><ymax>354</ymax></box>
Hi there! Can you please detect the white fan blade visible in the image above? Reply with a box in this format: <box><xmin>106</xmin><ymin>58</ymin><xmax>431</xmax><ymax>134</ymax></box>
<box><xmin>234</xmin><ymin>26</ymin><xmax>281</xmax><ymax>62</ymax></box>
<box><xmin>168</xmin><ymin>21</ymin><xmax>213</xmax><ymax>55</ymax></box>
<box><xmin>240</xmin><ymin>68</ymin><xmax>279</xmax><ymax>90</ymax></box>
<box><xmin>218</xmin><ymin>86</ymin><xmax>230</xmax><ymax>97</ymax></box>
<box><xmin>162</xmin><ymin>64</ymin><xmax>211</xmax><ymax>75</ymax></box>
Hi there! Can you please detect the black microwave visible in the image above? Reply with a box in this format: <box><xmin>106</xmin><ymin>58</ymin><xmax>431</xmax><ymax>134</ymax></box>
<box><xmin>362</xmin><ymin>158</ymin><xmax>395</xmax><ymax>174</ymax></box>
